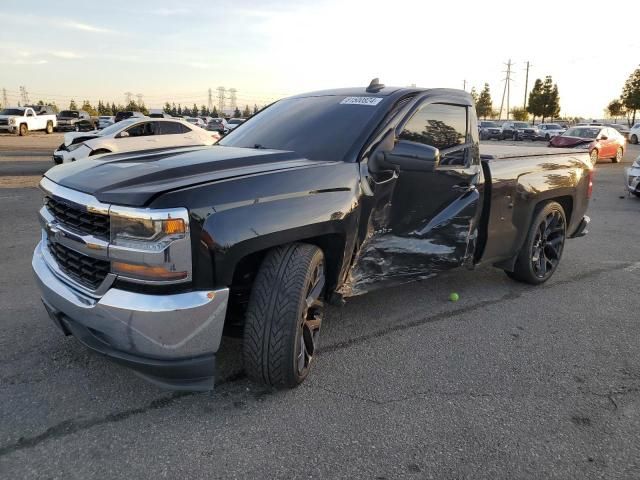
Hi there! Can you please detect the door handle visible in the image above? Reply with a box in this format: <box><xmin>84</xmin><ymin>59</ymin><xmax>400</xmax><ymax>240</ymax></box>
<box><xmin>453</xmin><ymin>183</ymin><xmax>477</xmax><ymax>193</ymax></box>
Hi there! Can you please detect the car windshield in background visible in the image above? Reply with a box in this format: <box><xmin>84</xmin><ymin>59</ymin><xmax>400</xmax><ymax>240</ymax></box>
<box><xmin>1</xmin><ymin>109</ymin><xmax>25</xmax><ymax>115</ymax></box>
<box><xmin>481</xmin><ymin>122</ymin><xmax>498</xmax><ymax>127</ymax></box>
<box><xmin>59</xmin><ymin>111</ymin><xmax>79</xmax><ymax>118</ymax></box>
<box><xmin>564</xmin><ymin>127</ymin><xmax>599</xmax><ymax>138</ymax></box>
<box><xmin>514</xmin><ymin>122</ymin><xmax>530</xmax><ymax>128</ymax></box>
<box><xmin>100</xmin><ymin>119</ymin><xmax>136</xmax><ymax>136</ymax></box>
<box><xmin>547</xmin><ymin>124</ymin><xmax>562</xmax><ymax>129</ymax></box>
<box><xmin>228</xmin><ymin>119</ymin><xmax>243</xmax><ymax>125</ymax></box>
<box><xmin>219</xmin><ymin>96</ymin><xmax>382</xmax><ymax>161</ymax></box>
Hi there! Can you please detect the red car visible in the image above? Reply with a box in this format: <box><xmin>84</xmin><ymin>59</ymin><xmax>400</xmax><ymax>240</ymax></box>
<box><xmin>549</xmin><ymin>125</ymin><xmax>625</xmax><ymax>164</ymax></box>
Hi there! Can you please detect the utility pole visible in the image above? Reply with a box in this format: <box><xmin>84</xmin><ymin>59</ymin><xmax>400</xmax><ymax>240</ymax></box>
<box><xmin>19</xmin><ymin>85</ymin><xmax>29</xmax><ymax>105</ymax></box>
<box><xmin>463</xmin><ymin>79</ymin><xmax>467</xmax><ymax>91</ymax></box>
<box><xmin>207</xmin><ymin>88</ymin><xmax>213</xmax><ymax>112</ymax></box>
<box><xmin>217</xmin><ymin>86</ymin><xmax>226</xmax><ymax>114</ymax></box>
<box><xmin>229</xmin><ymin>88</ymin><xmax>237</xmax><ymax>111</ymax></box>
<box><xmin>523</xmin><ymin>61</ymin><xmax>531</xmax><ymax>110</ymax></box>
<box><xmin>1</xmin><ymin>88</ymin><xmax>8</xmax><ymax>109</ymax></box>
<box><xmin>498</xmin><ymin>59</ymin><xmax>513</xmax><ymax>120</ymax></box>
<box><xmin>124</xmin><ymin>91</ymin><xmax>133</xmax><ymax>105</ymax></box>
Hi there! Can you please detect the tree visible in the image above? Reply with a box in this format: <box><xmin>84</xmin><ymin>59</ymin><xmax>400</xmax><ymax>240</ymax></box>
<box><xmin>510</xmin><ymin>107</ymin><xmax>529</xmax><ymax>121</ymax></box>
<box><xmin>211</xmin><ymin>106</ymin><xmax>218</xmax><ymax>117</ymax></box>
<box><xmin>164</xmin><ymin>102</ymin><xmax>172</xmax><ymax>114</ymax></box>
<box><xmin>233</xmin><ymin>107</ymin><xmax>241</xmax><ymax>118</ymax></box>
<box><xmin>111</xmin><ymin>102</ymin><xmax>117</xmax><ymax>115</ymax></box>
<box><xmin>527</xmin><ymin>76</ymin><xmax>560</xmax><ymax>123</ymax></box>
<box><xmin>191</xmin><ymin>104</ymin><xmax>199</xmax><ymax>117</ymax></box>
<box><xmin>476</xmin><ymin>83</ymin><xmax>493</xmax><ymax>119</ymax></box>
<box><xmin>177</xmin><ymin>104</ymin><xmax>182</xmax><ymax>116</ymax></box>
<box><xmin>171</xmin><ymin>103</ymin><xmax>177</xmax><ymax>116</ymax></box>
<box><xmin>69</xmin><ymin>99</ymin><xmax>78</xmax><ymax>110</ymax></box>
<box><xmin>621</xmin><ymin>67</ymin><xmax>640</xmax><ymax>126</ymax></box>
<box><xmin>242</xmin><ymin>104</ymin><xmax>251</xmax><ymax>117</ymax></box>
<box><xmin>606</xmin><ymin>99</ymin><xmax>625</xmax><ymax>122</ymax></box>
<box><xmin>470</xmin><ymin>87</ymin><xmax>478</xmax><ymax>106</ymax></box>
<box><xmin>527</xmin><ymin>79</ymin><xmax>543</xmax><ymax>123</ymax></box>
<box><xmin>81</xmin><ymin>100</ymin><xmax>98</xmax><ymax>116</ymax></box>
<box><xmin>200</xmin><ymin>104</ymin><xmax>209</xmax><ymax>116</ymax></box>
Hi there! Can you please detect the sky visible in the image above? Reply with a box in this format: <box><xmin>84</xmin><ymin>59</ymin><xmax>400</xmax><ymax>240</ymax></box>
<box><xmin>0</xmin><ymin>0</ymin><xmax>638</xmax><ymax>118</ymax></box>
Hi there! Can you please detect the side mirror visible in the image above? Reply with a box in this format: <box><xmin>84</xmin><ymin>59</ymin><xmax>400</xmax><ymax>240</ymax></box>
<box><xmin>376</xmin><ymin>140</ymin><xmax>440</xmax><ymax>172</ymax></box>
<box><xmin>117</xmin><ymin>131</ymin><xmax>130</xmax><ymax>138</ymax></box>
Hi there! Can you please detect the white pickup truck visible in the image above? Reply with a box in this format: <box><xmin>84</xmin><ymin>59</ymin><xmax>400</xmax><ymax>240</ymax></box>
<box><xmin>0</xmin><ymin>107</ymin><xmax>57</xmax><ymax>135</ymax></box>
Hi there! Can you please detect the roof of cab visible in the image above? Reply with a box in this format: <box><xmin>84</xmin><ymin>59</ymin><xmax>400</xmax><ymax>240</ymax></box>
<box><xmin>288</xmin><ymin>86</ymin><xmax>474</xmax><ymax>106</ymax></box>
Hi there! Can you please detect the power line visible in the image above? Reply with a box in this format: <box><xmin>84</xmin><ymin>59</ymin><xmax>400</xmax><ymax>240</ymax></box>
<box><xmin>498</xmin><ymin>59</ymin><xmax>514</xmax><ymax>120</ymax></box>
<box><xmin>207</xmin><ymin>88</ymin><xmax>213</xmax><ymax>111</ymax></box>
<box><xmin>523</xmin><ymin>61</ymin><xmax>532</xmax><ymax>110</ymax></box>
<box><xmin>228</xmin><ymin>88</ymin><xmax>237</xmax><ymax>110</ymax></box>
<box><xmin>1</xmin><ymin>88</ymin><xmax>7</xmax><ymax>109</ymax></box>
<box><xmin>19</xmin><ymin>86</ymin><xmax>30</xmax><ymax>105</ymax></box>
<box><xmin>217</xmin><ymin>86</ymin><xmax>226</xmax><ymax>113</ymax></box>
<box><xmin>124</xmin><ymin>91</ymin><xmax>133</xmax><ymax>104</ymax></box>
<box><xmin>136</xmin><ymin>93</ymin><xmax>143</xmax><ymax>106</ymax></box>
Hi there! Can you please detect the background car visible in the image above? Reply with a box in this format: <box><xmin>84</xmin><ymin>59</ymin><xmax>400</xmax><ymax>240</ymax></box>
<box><xmin>114</xmin><ymin>111</ymin><xmax>146</xmax><ymax>122</ymax></box>
<box><xmin>184</xmin><ymin>116</ymin><xmax>207</xmax><ymax>129</ymax></box>
<box><xmin>97</xmin><ymin>116</ymin><xmax>114</xmax><ymax>129</ymax></box>
<box><xmin>537</xmin><ymin>123</ymin><xmax>566</xmax><ymax>140</ymax></box>
<box><xmin>549</xmin><ymin>125</ymin><xmax>625</xmax><ymax>164</ymax></box>
<box><xmin>226</xmin><ymin>118</ymin><xmax>245</xmax><ymax>131</ymax></box>
<box><xmin>630</xmin><ymin>123</ymin><xmax>640</xmax><ymax>145</ymax></box>
<box><xmin>56</xmin><ymin>110</ymin><xmax>94</xmax><ymax>132</ymax></box>
<box><xmin>500</xmin><ymin>121</ymin><xmax>538</xmax><ymax>140</ymax></box>
<box><xmin>149</xmin><ymin>112</ymin><xmax>173</xmax><ymax>119</ymax></box>
<box><xmin>607</xmin><ymin>123</ymin><xmax>630</xmax><ymax>140</ymax></box>
<box><xmin>207</xmin><ymin>118</ymin><xmax>228</xmax><ymax>134</ymax></box>
<box><xmin>478</xmin><ymin>120</ymin><xmax>501</xmax><ymax>140</ymax></box>
<box><xmin>626</xmin><ymin>154</ymin><xmax>640</xmax><ymax>197</ymax></box>
<box><xmin>52</xmin><ymin>118</ymin><xmax>219</xmax><ymax>164</ymax></box>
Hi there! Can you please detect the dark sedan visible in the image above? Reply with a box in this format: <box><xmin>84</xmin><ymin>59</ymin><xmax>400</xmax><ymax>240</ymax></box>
<box><xmin>479</xmin><ymin>121</ymin><xmax>501</xmax><ymax>140</ymax></box>
<box><xmin>549</xmin><ymin>126</ymin><xmax>625</xmax><ymax>164</ymax></box>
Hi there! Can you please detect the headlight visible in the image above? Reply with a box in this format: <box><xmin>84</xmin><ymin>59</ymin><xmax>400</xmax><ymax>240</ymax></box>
<box><xmin>109</xmin><ymin>207</ymin><xmax>192</xmax><ymax>283</ymax></box>
<box><xmin>9</xmin><ymin>118</ymin><xmax>16</xmax><ymax>125</ymax></box>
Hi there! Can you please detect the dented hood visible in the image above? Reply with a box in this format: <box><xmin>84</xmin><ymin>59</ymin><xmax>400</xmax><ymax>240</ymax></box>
<box><xmin>44</xmin><ymin>146</ymin><xmax>329</xmax><ymax>206</ymax></box>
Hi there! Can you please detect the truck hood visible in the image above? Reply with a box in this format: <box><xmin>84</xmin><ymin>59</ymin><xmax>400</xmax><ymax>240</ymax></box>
<box><xmin>44</xmin><ymin>146</ymin><xmax>333</xmax><ymax>206</ymax></box>
<box><xmin>63</xmin><ymin>131</ymin><xmax>101</xmax><ymax>146</ymax></box>
<box><xmin>0</xmin><ymin>115</ymin><xmax>18</xmax><ymax>120</ymax></box>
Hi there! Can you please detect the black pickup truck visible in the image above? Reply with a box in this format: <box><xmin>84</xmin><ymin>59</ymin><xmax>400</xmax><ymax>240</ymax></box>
<box><xmin>33</xmin><ymin>81</ymin><xmax>592</xmax><ymax>390</ymax></box>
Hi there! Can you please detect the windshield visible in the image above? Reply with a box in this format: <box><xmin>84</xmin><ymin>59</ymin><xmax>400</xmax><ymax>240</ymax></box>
<box><xmin>0</xmin><ymin>109</ymin><xmax>25</xmax><ymax>115</ymax></box>
<box><xmin>99</xmin><ymin>116</ymin><xmax>112</xmax><ymax>120</ymax></box>
<box><xmin>59</xmin><ymin>110</ymin><xmax>79</xmax><ymax>118</ymax></box>
<box><xmin>547</xmin><ymin>124</ymin><xmax>562</xmax><ymax>129</ymax></box>
<box><xmin>481</xmin><ymin>122</ymin><xmax>498</xmax><ymax>127</ymax></box>
<box><xmin>514</xmin><ymin>122</ymin><xmax>530</xmax><ymax>128</ymax></box>
<box><xmin>564</xmin><ymin>127</ymin><xmax>599</xmax><ymax>138</ymax></box>
<box><xmin>219</xmin><ymin>95</ymin><xmax>383</xmax><ymax>161</ymax></box>
<box><xmin>100</xmin><ymin>119</ymin><xmax>137</xmax><ymax>136</ymax></box>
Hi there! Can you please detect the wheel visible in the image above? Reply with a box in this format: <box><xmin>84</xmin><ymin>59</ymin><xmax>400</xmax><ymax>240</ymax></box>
<box><xmin>18</xmin><ymin>124</ymin><xmax>28</xmax><ymax>136</ymax></box>
<box><xmin>513</xmin><ymin>133</ymin><xmax>518</xmax><ymax>141</ymax></box>
<box><xmin>612</xmin><ymin>147</ymin><xmax>623</xmax><ymax>163</ymax></box>
<box><xmin>545</xmin><ymin>134</ymin><xmax>550</xmax><ymax>141</ymax></box>
<box><xmin>243</xmin><ymin>243</ymin><xmax>325</xmax><ymax>388</ymax></box>
<box><xmin>480</xmin><ymin>132</ymin><xmax>486</xmax><ymax>141</ymax></box>
<box><xmin>88</xmin><ymin>148</ymin><xmax>111</xmax><ymax>157</ymax></box>
<box><xmin>45</xmin><ymin>121</ymin><xmax>53</xmax><ymax>134</ymax></box>
<box><xmin>74</xmin><ymin>124</ymin><xmax>80</xmax><ymax>132</ymax></box>
<box><xmin>505</xmin><ymin>201</ymin><xmax>566</xmax><ymax>285</ymax></box>
<box><xmin>590</xmin><ymin>149</ymin><xmax>598</xmax><ymax>165</ymax></box>
<box><xmin>631</xmin><ymin>134</ymin><xmax>638</xmax><ymax>145</ymax></box>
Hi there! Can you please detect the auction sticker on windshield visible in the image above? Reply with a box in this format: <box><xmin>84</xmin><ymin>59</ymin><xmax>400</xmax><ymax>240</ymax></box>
<box><xmin>340</xmin><ymin>96</ymin><xmax>383</xmax><ymax>106</ymax></box>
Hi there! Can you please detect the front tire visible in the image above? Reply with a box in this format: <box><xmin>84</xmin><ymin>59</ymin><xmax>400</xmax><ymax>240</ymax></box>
<box><xmin>45</xmin><ymin>121</ymin><xmax>53</xmax><ymax>134</ymax></box>
<box><xmin>18</xmin><ymin>124</ymin><xmax>28</xmax><ymax>136</ymax></box>
<box><xmin>612</xmin><ymin>147</ymin><xmax>623</xmax><ymax>163</ymax></box>
<box><xmin>505</xmin><ymin>201</ymin><xmax>566</xmax><ymax>285</ymax></box>
<box><xmin>590</xmin><ymin>149</ymin><xmax>598</xmax><ymax>165</ymax></box>
<box><xmin>243</xmin><ymin>243</ymin><xmax>325</xmax><ymax>388</ymax></box>
<box><xmin>631</xmin><ymin>134</ymin><xmax>638</xmax><ymax>145</ymax></box>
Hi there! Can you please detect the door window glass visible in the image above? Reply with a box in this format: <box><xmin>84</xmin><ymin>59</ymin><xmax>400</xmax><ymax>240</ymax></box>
<box><xmin>400</xmin><ymin>103</ymin><xmax>467</xmax><ymax>150</ymax></box>
<box><xmin>159</xmin><ymin>122</ymin><xmax>191</xmax><ymax>135</ymax></box>
<box><xmin>125</xmin><ymin>122</ymin><xmax>155</xmax><ymax>137</ymax></box>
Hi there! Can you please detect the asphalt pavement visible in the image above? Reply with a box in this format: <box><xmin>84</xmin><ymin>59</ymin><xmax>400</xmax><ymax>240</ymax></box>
<box><xmin>0</xmin><ymin>141</ymin><xmax>639</xmax><ymax>479</ymax></box>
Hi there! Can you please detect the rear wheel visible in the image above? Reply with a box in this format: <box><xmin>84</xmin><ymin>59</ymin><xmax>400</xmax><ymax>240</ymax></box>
<box><xmin>590</xmin><ymin>149</ymin><xmax>598</xmax><ymax>165</ymax></box>
<box><xmin>505</xmin><ymin>201</ymin><xmax>566</xmax><ymax>285</ymax></box>
<box><xmin>631</xmin><ymin>134</ymin><xmax>638</xmax><ymax>145</ymax></box>
<box><xmin>612</xmin><ymin>147</ymin><xmax>623</xmax><ymax>163</ymax></box>
<box><xmin>545</xmin><ymin>134</ymin><xmax>550</xmax><ymax>141</ymax></box>
<box><xmin>243</xmin><ymin>243</ymin><xmax>325</xmax><ymax>388</ymax></box>
<box><xmin>45</xmin><ymin>121</ymin><xmax>53</xmax><ymax>134</ymax></box>
<box><xmin>18</xmin><ymin>124</ymin><xmax>28</xmax><ymax>136</ymax></box>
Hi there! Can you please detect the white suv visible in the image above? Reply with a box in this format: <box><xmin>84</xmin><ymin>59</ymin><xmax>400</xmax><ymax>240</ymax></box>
<box><xmin>629</xmin><ymin>123</ymin><xmax>640</xmax><ymax>145</ymax></box>
<box><xmin>537</xmin><ymin>123</ymin><xmax>566</xmax><ymax>140</ymax></box>
<box><xmin>52</xmin><ymin>118</ymin><xmax>219</xmax><ymax>164</ymax></box>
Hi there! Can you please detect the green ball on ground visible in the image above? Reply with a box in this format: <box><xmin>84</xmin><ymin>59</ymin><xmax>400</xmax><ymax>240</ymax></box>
<box><xmin>449</xmin><ymin>292</ymin><xmax>459</xmax><ymax>302</ymax></box>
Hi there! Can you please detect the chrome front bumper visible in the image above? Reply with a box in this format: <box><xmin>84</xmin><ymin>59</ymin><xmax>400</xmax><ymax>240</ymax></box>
<box><xmin>32</xmin><ymin>240</ymin><xmax>229</xmax><ymax>390</ymax></box>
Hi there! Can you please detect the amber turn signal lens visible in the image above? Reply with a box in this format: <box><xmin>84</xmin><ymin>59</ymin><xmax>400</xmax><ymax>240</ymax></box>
<box><xmin>163</xmin><ymin>219</ymin><xmax>185</xmax><ymax>235</ymax></box>
<box><xmin>112</xmin><ymin>261</ymin><xmax>188</xmax><ymax>280</ymax></box>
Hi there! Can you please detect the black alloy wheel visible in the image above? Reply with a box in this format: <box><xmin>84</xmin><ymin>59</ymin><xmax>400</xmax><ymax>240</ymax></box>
<box><xmin>296</xmin><ymin>260</ymin><xmax>324</xmax><ymax>377</ymax></box>
<box><xmin>530</xmin><ymin>209</ymin><xmax>565</xmax><ymax>280</ymax></box>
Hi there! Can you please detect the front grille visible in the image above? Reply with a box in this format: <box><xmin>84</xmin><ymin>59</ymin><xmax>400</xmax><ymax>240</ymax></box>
<box><xmin>45</xmin><ymin>196</ymin><xmax>110</xmax><ymax>239</ymax></box>
<box><xmin>0</xmin><ymin>119</ymin><xmax>8</xmax><ymax>126</ymax></box>
<box><xmin>47</xmin><ymin>240</ymin><xmax>109</xmax><ymax>289</ymax></box>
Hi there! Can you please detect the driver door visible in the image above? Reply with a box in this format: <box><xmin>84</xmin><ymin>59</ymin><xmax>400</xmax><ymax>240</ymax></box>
<box><xmin>347</xmin><ymin>100</ymin><xmax>483</xmax><ymax>294</ymax></box>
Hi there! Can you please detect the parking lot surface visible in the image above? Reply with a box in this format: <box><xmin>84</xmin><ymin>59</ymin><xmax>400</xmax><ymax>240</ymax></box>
<box><xmin>1</xmin><ymin>138</ymin><xmax>639</xmax><ymax>479</ymax></box>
